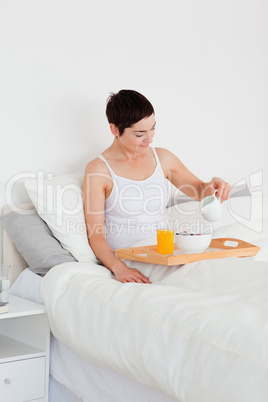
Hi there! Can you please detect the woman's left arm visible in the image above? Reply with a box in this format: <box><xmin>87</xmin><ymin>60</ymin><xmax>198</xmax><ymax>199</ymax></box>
<box><xmin>156</xmin><ymin>148</ymin><xmax>231</xmax><ymax>202</ymax></box>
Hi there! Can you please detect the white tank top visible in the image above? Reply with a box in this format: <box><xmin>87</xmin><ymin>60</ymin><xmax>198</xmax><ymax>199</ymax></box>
<box><xmin>98</xmin><ymin>147</ymin><xmax>169</xmax><ymax>250</ymax></box>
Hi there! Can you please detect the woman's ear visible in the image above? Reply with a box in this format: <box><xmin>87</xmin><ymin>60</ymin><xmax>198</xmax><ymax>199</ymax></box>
<box><xmin>110</xmin><ymin>124</ymin><xmax>119</xmax><ymax>138</ymax></box>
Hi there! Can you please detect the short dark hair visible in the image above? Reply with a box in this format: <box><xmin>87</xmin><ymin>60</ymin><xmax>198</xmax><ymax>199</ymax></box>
<box><xmin>106</xmin><ymin>89</ymin><xmax>155</xmax><ymax>136</ymax></box>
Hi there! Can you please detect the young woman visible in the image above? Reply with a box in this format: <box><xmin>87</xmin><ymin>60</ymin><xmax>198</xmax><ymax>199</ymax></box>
<box><xmin>83</xmin><ymin>90</ymin><xmax>231</xmax><ymax>284</ymax></box>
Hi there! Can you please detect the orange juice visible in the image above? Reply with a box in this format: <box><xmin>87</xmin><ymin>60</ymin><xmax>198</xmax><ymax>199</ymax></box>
<box><xmin>157</xmin><ymin>229</ymin><xmax>174</xmax><ymax>255</ymax></box>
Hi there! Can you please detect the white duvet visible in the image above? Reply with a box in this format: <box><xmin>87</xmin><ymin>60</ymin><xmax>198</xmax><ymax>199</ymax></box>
<box><xmin>41</xmin><ymin>217</ymin><xmax>268</xmax><ymax>402</ymax></box>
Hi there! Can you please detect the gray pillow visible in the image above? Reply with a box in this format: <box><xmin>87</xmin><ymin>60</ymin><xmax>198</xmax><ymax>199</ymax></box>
<box><xmin>0</xmin><ymin>210</ymin><xmax>76</xmax><ymax>275</ymax></box>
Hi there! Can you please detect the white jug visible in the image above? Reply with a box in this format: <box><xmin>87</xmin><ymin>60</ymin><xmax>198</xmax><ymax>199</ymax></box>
<box><xmin>200</xmin><ymin>191</ymin><xmax>223</xmax><ymax>222</ymax></box>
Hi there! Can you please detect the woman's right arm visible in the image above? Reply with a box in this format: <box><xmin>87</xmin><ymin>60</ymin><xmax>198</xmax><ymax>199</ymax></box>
<box><xmin>83</xmin><ymin>160</ymin><xmax>151</xmax><ymax>284</ymax></box>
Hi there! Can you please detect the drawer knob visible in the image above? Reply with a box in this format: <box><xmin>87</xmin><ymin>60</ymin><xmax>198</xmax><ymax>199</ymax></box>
<box><xmin>4</xmin><ymin>378</ymin><xmax>11</xmax><ymax>385</ymax></box>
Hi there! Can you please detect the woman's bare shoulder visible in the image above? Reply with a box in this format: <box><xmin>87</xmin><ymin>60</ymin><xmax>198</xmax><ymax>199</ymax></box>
<box><xmin>154</xmin><ymin>147</ymin><xmax>183</xmax><ymax>175</ymax></box>
<box><xmin>154</xmin><ymin>147</ymin><xmax>178</xmax><ymax>161</ymax></box>
<box><xmin>84</xmin><ymin>157</ymin><xmax>112</xmax><ymax>190</ymax></box>
<box><xmin>154</xmin><ymin>147</ymin><xmax>171</xmax><ymax>156</ymax></box>
<box><xmin>85</xmin><ymin>157</ymin><xmax>109</xmax><ymax>174</ymax></box>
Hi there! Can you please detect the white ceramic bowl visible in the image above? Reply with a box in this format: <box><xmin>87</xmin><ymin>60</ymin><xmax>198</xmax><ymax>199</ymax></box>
<box><xmin>175</xmin><ymin>233</ymin><xmax>212</xmax><ymax>253</ymax></box>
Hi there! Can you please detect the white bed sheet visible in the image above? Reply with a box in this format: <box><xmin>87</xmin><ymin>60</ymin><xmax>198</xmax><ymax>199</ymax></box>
<box><xmin>40</xmin><ymin>213</ymin><xmax>268</xmax><ymax>402</ymax></box>
<box><xmin>10</xmin><ymin>269</ymin><xmax>177</xmax><ymax>402</ymax></box>
<box><xmin>50</xmin><ymin>335</ymin><xmax>176</xmax><ymax>402</ymax></box>
<box><xmin>41</xmin><ymin>257</ymin><xmax>268</xmax><ymax>402</ymax></box>
<box><xmin>9</xmin><ymin>197</ymin><xmax>268</xmax><ymax>402</ymax></box>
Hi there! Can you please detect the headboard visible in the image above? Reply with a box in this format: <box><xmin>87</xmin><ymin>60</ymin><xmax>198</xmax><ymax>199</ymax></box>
<box><xmin>2</xmin><ymin>203</ymin><xmax>34</xmax><ymax>286</ymax></box>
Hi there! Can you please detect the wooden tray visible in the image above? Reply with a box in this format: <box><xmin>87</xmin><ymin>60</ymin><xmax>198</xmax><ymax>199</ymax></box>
<box><xmin>114</xmin><ymin>238</ymin><xmax>260</xmax><ymax>265</ymax></box>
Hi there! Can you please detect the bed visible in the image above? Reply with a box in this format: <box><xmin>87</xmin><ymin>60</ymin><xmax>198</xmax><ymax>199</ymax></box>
<box><xmin>1</xmin><ymin>173</ymin><xmax>268</xmax><ymax>402</ymax></box>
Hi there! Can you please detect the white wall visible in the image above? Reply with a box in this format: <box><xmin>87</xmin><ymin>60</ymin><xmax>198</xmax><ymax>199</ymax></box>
<box><xmin>0</xmin><ymin>0</ymin><xmax>267</xmax><ymax>255</ymax></box>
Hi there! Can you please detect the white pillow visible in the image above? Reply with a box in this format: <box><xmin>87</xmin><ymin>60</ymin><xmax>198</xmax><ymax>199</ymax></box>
<box><xmin>167</xmin><ymin>183</ymin><xmax>251</xmax><ymax>207</ymax></box>
<box><xmin>166</xmin><ymin>195</ymin><xmax>262</xmax><ymax>234</ymax></box>
<box><xmin>24</xmin><ymin>173</ymin><xmax>97</xmax><ymax>263</ymax></box>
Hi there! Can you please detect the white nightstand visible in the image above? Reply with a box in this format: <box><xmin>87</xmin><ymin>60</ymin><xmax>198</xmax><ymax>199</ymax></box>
<box><xmin>0</xmin><ymin>295</ymin><xmax>50</xmax><ymax>402</ymax></box>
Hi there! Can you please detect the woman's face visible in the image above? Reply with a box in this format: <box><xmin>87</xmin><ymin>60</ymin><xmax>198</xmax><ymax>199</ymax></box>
<box><xmin>117</xmin><ymin>114</ymin><xmax>156</xmax><ymax>153</ymax></box>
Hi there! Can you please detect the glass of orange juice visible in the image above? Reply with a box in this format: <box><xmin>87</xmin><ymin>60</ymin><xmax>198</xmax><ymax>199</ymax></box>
<box><xmin>157</xmin><ymin>229</ymin><xmax>174</xmax><ymax>255</ymax></box>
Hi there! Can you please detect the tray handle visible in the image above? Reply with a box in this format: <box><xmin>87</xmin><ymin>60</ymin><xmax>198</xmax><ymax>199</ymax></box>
<box><xmin>131</xmin><ymin>247</ymin><xmax>156</xmax><ymax>258</ymax></box>
<box><xmin>210</xmin><ymin>238</ymin><xmax>256</xmax><ymax>250</ymax></box>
